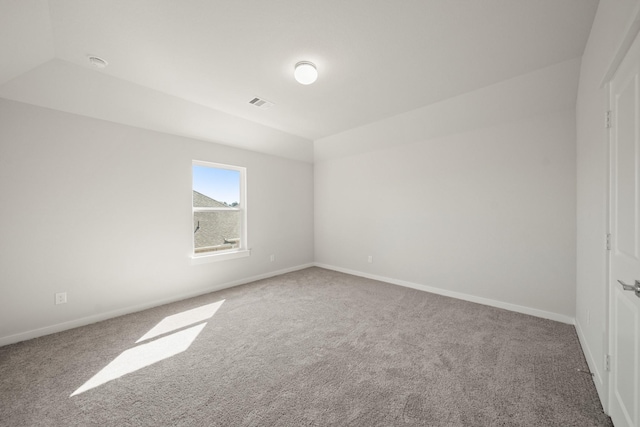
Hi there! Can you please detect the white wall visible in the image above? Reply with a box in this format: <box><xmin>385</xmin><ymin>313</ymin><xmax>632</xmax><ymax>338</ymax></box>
<box><xmin>315</xmin><ymin>62</ymin><xmax>578</xmax><ymax>322</ymax></box>
<box><xmin>0</xmin><ymin>98</ymin><xmax>314</xmax><ymax>345</ymax></box>
<box><xmin>575</xmin><ymin>0</ymin><xmax>640</xmax><ymax>409</ymax></box>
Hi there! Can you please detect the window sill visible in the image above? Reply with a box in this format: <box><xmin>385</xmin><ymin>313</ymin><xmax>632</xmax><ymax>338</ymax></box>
<box><xmin>190</xmin><ymin>249</ymin><xmax>251</xmax><ymax>265</ymax></box>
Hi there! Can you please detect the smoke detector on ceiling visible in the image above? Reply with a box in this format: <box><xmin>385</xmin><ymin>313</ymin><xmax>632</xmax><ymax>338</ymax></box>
<box><xmin>248</xmin><ymin>97</ymin><xmax>274</xmax><ymax>109</ymax></box>
<box><xmin>87</xmin><ymin>55</ymin><xmax>108</xmax><ymax>69</ymax></box>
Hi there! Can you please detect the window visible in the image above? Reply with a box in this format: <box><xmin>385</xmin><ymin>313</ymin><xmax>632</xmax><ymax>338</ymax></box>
<box><xmin>192</xmin><ymin>161</ymin><xmax>248</xmax><ymax>260</ymax></box>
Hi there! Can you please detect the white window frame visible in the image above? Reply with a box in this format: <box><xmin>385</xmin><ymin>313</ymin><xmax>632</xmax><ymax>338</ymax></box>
<box><xmin>191</xmin><ymin>160</ymin><xmax>249</xmax><ymax>263</ymax></box>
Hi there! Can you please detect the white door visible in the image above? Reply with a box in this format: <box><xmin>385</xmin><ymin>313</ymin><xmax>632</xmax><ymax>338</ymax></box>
<box><xmin>609</xmin><ymin>30</ymin><xmax>640</xmax><ymax>427</ymax></box>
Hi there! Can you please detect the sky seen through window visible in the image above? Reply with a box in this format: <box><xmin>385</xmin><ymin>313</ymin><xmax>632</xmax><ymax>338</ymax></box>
<box><xmin>193</xmin><ymin>165</ymin><xmax>240</xmax><ymax>205</ymax></box>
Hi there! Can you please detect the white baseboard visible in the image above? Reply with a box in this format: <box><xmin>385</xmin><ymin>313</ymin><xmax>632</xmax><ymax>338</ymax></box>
<box><xmin>0</xmin><ymin>263</ymin><xmax>314</xmax><ymax>347</ymax></box>
<box><xmin>575</xmin><ymin>319</ymin><xmax>609</xmax><ymax>413</ymax></box>
<box><xmin>1</xmin><ymin>262</ymin><xmax>576</xmax><ymax>346</ymax></box>
<box><xmin>314</xmin><ymin>263</ymin><xmax>576</xmax><ymax>325</ymax></box>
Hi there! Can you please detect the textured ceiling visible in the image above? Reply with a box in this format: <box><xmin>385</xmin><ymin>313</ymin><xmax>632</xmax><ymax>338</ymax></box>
<box><xmin>0</xmin><ymin>0</ymin><xmax>599</xmax><ymax>160</ymax></box>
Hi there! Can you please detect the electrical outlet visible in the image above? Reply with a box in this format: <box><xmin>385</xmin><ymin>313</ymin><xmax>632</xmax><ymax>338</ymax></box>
<box><xmin>368</xmin><ymin>255</ymin><xmax>373</xmax><ymax>263</ymax></box>
<box><xmin>270</xmin><ymin>254</ymin><xmax>275</xmax><ymax>262</ymax></box>
<box><xmin>55</xmin><ymin>292</ymin><xmax>67</xmax><ymax>305</ymax></box>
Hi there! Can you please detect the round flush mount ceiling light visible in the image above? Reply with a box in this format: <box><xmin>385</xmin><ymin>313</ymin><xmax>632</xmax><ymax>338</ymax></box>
<box><xmin>294</xmin><ymin>61</ymin><xmax>318</xmax><ymax>85</ymax></box>
<box><xmin>88</xmin><ymin>55</ymin><xmax>108</xmax><ymax>69</ymax></box>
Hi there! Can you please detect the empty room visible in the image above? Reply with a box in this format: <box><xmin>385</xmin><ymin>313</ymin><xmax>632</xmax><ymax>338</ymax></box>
<box><xmin>1</xmin><ymin>1</ymin><xmax>640</xmax><ymax>426</ymax></box>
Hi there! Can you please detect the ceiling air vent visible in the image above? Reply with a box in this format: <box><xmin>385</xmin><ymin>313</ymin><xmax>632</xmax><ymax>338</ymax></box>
<box><xmin>248</xmin><ymin>97</ymin><xmax>274</xmax><ymax>110</ymax></box>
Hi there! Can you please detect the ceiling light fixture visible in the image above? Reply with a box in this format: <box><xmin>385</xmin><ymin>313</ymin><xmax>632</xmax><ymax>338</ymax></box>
<box><xmin>88</xmin><ymin>55</ymin><xmax>108</xmax><ymax>69</ymax></box>
<box><xmin>294</xmin><ymin>61</ymin><xmax>318</xmax><ymax>85</ymax></box>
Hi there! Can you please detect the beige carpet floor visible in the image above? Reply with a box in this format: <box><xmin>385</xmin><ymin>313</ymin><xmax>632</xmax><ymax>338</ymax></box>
<box><xmin>0</xmin><ymin>267</ymin><xmax>611</xmax><ymax>426</ymax></box>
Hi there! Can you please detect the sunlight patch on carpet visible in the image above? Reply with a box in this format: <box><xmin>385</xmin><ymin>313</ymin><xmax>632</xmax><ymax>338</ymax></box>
<box><xmin>136</xmin><ymin>300</ymin><xmax>225</xmax><ymax>343</ymax></box>
<box><xmin>70</xmin><ymin>300</ymin><xmax>224</xmax><ymax>397</ymax></box>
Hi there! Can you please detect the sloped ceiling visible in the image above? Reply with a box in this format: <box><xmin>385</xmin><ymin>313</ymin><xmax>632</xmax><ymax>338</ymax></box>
<box><xmin>0</xmin><ymin>0</ymin><xmax>54</xmax><ymax>83</ymax></box>
<box><xmin>0</xmin><ymin>0</ymin><xmax>599</xmax><ymax>162</ymax></box>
